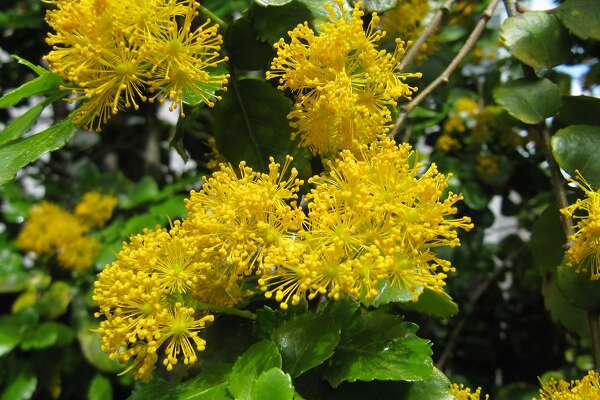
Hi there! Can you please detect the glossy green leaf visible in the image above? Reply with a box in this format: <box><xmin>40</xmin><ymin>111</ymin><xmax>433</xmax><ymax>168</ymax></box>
<box><xmin>543</xmin><ymin>277</ymin><xmax>589</xmax><ymax>338</ymax></box>
<box><xmin>78</xmin><ymin>328</ymin><xmax>122</xmax><ymax>372</ymax></box>
<box><xmin>0</xmin><ymin>71</ymin><xmax>62</xmax><ymax>108</ymax></box>
<box><xmin>38</xmin><ymin>281</ymin><xmax>74</xmax><ymax>319</ymax></box>
<box><xmin>252</xmin><ymin>368</ymin><xmax>294</xmax><ymax>400</ymax></box>
<box><xmin>552</xmin><ymin>125</ymin><xmax>600</xmax><ymax>188</ymax></box>
<box><xmin>88</xmin><ymin>375</ymin><xmax>113</xmax><ymax>400</ymax></box>
<box><xmin>224</xmin><ymin>17</ymin><xmax>274</xmax><ymax>71</ymax></box>
<box><xmin>0</xmin><ymin>371</ymin><xmax>37</xmax><ymax>400</ymax></box>
<box><xmin>149</xmin><ymin>196</ymin><xmax>187</xmax><ymax>219</ymax></box>
<box><xmin>0</xmin><ymin>248</ymin><xmax>27</xmax><ymax>294</ymax></box>
<box><xmin>272</xmin><ymin>312</ymin><xmax>341</xmax><ymax>378</ymax></box>
<box><xmin>500</xmin><ymin>12</ymin><xmax>570</xmax><ymax>69</ymax></box>
<box><xmin>252</xmin><ymin>1</ymin><xmax>312</xmax><ymax>44</ymax></box>
<box><xmin>324</xmin><ymin>312</ymin><xmax>434</xmax><ymax>387</ymax></box>
<box><xmin>399</xmin><ymin>289</ymin><xmax>459</xmax><ymax>319</ymax></box>
<box><xmin>529</xmin><ymin>205</ymin><xmax>565</xmax><ymax>274</ymax></box>
<box><xmin>11</xmin><ymin>55</ymin><xmax>47</xmax><ymax>76</ymax></box>
<box><xmin>0</xmin><ymin>119</ymin><xmax>77</xmax><ymax>185</ymax></box>
<box><xmin>363</xmin><ymin>280</ymin><xmax>423</xmax><ymax>307</ymax></box>
<box><xmin>0</xmin><ymin>311</ymin><xmax>37</xmax><ymax>357</ymax></box>
<box><xmin>21</xmin><ymin>322</ymin><xmax>74</xmax><ymax>350</ymax></box>
<box><xmin>228</xmin><ymin>340</ymin><xmax>282</xmax><ymax>400</ymax></box>
<box><xmin>362</xmin><ymin>0</ymin><xmax>397</xmax><ymax>12</ymax></box>
<box><xmin>213</xmin><ymin>78</ymin><xmax>311</xmax><ymax>177</ymax></box>
<box><xmin>557</xmin><ymin>0</ymin><xmax>600</xmax><ymax>41</ymax></box>
<box><xmin>119</xmin><ymin>176</ymin><xmax>160</xmax><ymax>209</ymax></box>
<box><xmin>403</xmin><ymin>368</ymin><xmax>453</xmax><ymax>400</ymax></box>
<box><xmin>493</xmin><ymin>78</ymin><xmax>561</xmax><ymax>124</ymax></box>
<box><xmin>556</xmin><ymin>263</ymin><xmax>600</xmax><ymax>311</ymax></box>
<box><xmin>0</xmin><ymin>97</ymin><xmax>56</xmax><ymax>146</ymax></box>
<box><xmin>558</xmin><ymin>96</ymin><xmax>600</xmax><ymax>126</ymax></box>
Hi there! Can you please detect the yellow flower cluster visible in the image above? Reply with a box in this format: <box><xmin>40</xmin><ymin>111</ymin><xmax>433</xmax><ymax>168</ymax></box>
<box><xmin>259</xmin><ymin>137</ymin><xmax>473</xmax><ymax>308</ymax></box>
<box><xmin>93</xmin><ymin>157</ymin><xmax>304</xmax><ymax>379</ymax></box>
<box><xmin>266</xmin><ymin>1</ymin><xmax>421</xmax><ymax>155</ymax></box>
<box><xmin>17</xmin><ymin>192</ymin><xmax>116</xmax><ymax>271</ymax></box>
<box><xmin>436</xmin><ymin>97</ymin><xmax>480</xmax><ymax>152</ymax></box>
<box><xmin>450</xmin><ymin>383</ymin><xmax>489</xmax><ymax>400</ymax></box>
<box><xmin>44</xmin><ymin>0</ymin><xmax>229</xmax><ymax>131</ymax></box>
<box><xmin>535</xmin><ymin>370</ymin><xmax>600</xmax><ymax>400</ymax></box>
<box><xmin>561</xmin><ymin>174</ymin><xmax>600</xmax><ymax>280</ymax></box>
<box><xmin>75</xmin><ymin>191</ymin><xmax>118</xmax><ymax>228</ymax></box>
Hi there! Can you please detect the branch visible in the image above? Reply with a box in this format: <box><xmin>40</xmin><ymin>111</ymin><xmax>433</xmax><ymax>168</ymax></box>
<box><xmin>396</xmin><ymin>0</ymin><xmax>458</xmax><ymax>72</ymax></box>
<box><xmin>390</xmin><ymin>0</ymin><xmax>502</xmax><ymax>141</ymax></box>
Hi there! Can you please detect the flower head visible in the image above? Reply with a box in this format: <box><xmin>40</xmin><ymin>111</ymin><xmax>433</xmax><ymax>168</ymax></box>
<box><xmin>450</xmin><ymin>384</ymin><xmax>489</xmax><ymax>400</ymax></box>
<box><xmin>381</xmin><ymin>0</ymin><xmax>434</xmax><ymax>61</ymax></box>
<box><xmin>561</xmin><ymin>173</ymin><xmax>600</xmax><ymax>279</ymax></box>
<box><xmin>535</xmin><ymin>370</ymin><xmax>600</xmax><ymax>400</ymax></box>
<box><xmin>75</xmin><ymin>191</ymin><xmax>118</xmax><ymax>228</ymax></box>
<box><xmin>260</xmin><ymin>136</ymin><xmax>473</xmax><ymax>308</ymax></box>
<box><xmin>267</xmin><ymin>0</ymin><xmax>421</xmax><ymax>154</ymax></box>
<box><xmin>44</xmin><ymin>0</ymin><xmax>228</xmax><ymax>131</ymax></box>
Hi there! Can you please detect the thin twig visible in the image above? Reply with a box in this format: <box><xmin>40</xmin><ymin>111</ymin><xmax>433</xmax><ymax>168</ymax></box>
<box><xmin>397</xmin><ymin>0</ymin><xmax>458</xmax><ymax>72</ymax></box>
<box><xmin>391</xmin><ymin>0</ymin><xmax>502</xmax><ymax>141</ymax></box>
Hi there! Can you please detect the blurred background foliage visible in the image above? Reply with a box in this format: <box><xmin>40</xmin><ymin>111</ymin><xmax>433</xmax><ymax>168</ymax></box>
<box><xmin>0</xmin><ymin>0</ymin><xmax>599</xmax><ymax>399</ymax></box>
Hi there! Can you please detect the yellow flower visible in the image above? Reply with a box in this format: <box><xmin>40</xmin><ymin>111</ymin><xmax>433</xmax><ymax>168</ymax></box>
<box><xmin>561</xmin><ymin>174</ymin><xmax>600</xmax><ymax>279</ymax></box>
<box><xmin>267</xmin><ymin>0</ymin><xmax>421</xmax><ymax>154</ymax></box>
<box><xmin>183</xmin><ymin>156</ymin><xmax>305</xmax><ymax>277</ymax></box>
<box><xmin>259</xmin><ymin>136</ymin><xmax>473</xmax><ymax>308</ymax></box>
<box><xmin>435</xmin><ymin>133</ymin><xmax>461</xmax><ymax>152</ymax></box>
<box><xmin>443</xmin><ymin>115</ymin><xmax>466</xmax><ymax>134</ymax></box>
<box><xmin>75</xmin><ymin>191</ymin><xmax>118</xmax><ymax>228</ymax></box>
<box><xmin>44</xmin><ymin>0</ymin><xmax>228</xmax><ymax>131</ymax></box>
<box><xmin>455</xmin><ymin>97</ymin><xmax>480</xmax><ymax>115</ymax></box>
<box><xmin>93</xmin><ymin>224</ymin><xmax>214</xmax><ymax>380</ymax></box>
<box><xmin>450</xmin><ymin>383</ymin><xmax>489</xmax><ymax>400</ymax></box>
<box><xmin>17</xmin><ymin>201</ymin><xmax>99</xmax><ymax>271</ymax></box>
<box><xmin>535</xmin><ymin>370</ymin><xmax>600</xmax><ymax>399</ymax></box>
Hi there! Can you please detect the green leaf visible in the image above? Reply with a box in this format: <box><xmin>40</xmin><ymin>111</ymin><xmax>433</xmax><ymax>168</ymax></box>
<box><xmin>119</xmin><ymin>176</ymin><xmax>160</xmax><ymax>209</ymax></box>
<box><xmin>224</xmin><ymin>17</ymin><xmax>275</xmax><ymax>71</ymax></box>
<box><xmin>493</xmin><ymin>78</ymin><xmax>561</xmax><ymax>124</ymax></box>
<box><xmin>252</xmin><ymin>2</ymin><xmax>313</xmax><ymax>44</ymax></box>
<box><xmin>272</xmin><ymin>312</ymin><xmax>341</xmax><ymax>378</ymax></box>
<box><xmin>500</xmin><ymin>12</ymin><xmax>570</xmax><ymax>69</ymax></box>
<box><xmin>228</xmin><ymin>340</ymin><xmax>282</xmax><ymax>400</ymax></box>
<box><xmin>78</xmin><ymin>327</ymin><xmax>122</xmax><ymax>372</ymax></box>
<box><xmin>556</xmin><ymin>263</ymin><xmax>600</xmax><ymax>311</ymax></box>
<box><xmin>551</xmin><ymin>125</ymin><xmax>600</xmax><ymax>188</ymax></box>
<box><xmin>402</xmin><ymin>368</ymin><xmax>453</xmax><ymax>400</ymax></box>
<box><xmin>0</xmin><ymin>248</ymin><xmax>28</xmax><ymax>294</ymax></box>
<box><xmin>543</xmin><ymin>276</ymin><xmax>589</xmax><ymax>338</ymax></box>
<box><xmin>558</xmin><ymin>96</ymin><xmax>600</xmax><ymax>126</ymax></box>
<box><xmin>324</xmin><ymin>312</ymin><xmax>434</xmax><ymax>387</ymax></box>
<box><xmin>0</xmin><ymin>311</ymin><xmax>37</xmax><ymax>357</ymax></box>
<box><xmin>38</xmin><ymin>281</ymin><xmax>74</xmax><ymax>319</ymax></box>
<box><xmin>88</xmin><ymin>375</ymin><xmax>113</xmax><ymax>400</ymax></box>
<box><xmin>557</xmin><ymin>0</ymin><xmax>600</xmax><ymax>41</ymax></box>
<box><xmin>0</xmin><ymin>7</ymin><xmax>42</xmax><ymax>29</ymax></box>
<box><xmin>528</xmin><ymin>205</ymin><xmax>565</xmax><ymax>274</ymax></box>
<box><xmin>363</xmin><ymin>280</ymin><xmax>423</xmax><ymax>307</ymax></box>
<box><xmin>11</xmin><ymin>55</ymin><xmax>47</xmax><ymax>76</ymax></box>
<box><xmin>0</xmin><ymin>371</ymin><xmax>37</xmax><ymax>400</ymax></box>
<box><xmin>252</xmin><ymin>368</ymin><xmax>294</xmax><ymax>400</ymax></box>
<box><xmin>149</xmin><ymin>196</ymin><xmax>187</xmax><ymax>219</ymax></box>
<box><xmin>0</xmin><ymin>95</ymin><xmax>62</xmax><ymax>146</ymax></box>
<box><xmin>213</xmin><ymin>78</ymin><xmax>311</xmax><ymax>177</ymax></box>
<box><xmin>399</xmin><ymin>289</ymin><xmax>459</xmax><ymax>320</ymax></box>
<box><xmin>362</xmin><ymin>0</ymin><xmax>397</xmax><ymax>12</ymax></box>
<box><xmin>0</xmin><ymin>71</ymin><xmax>63</xmax><ymax>108</ymax></box>
<box><xmin>0</xmin><ymin>119</ymin><xmax>77</xmax><ymax>185</ymax></box>
<box><xmin>20</xmin><ymin>322</ymin><xmax>74</xmax><ymax>350</ymax></box>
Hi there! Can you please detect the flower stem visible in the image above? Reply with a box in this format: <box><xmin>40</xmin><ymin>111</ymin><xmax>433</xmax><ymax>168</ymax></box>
<box><xmin>199</xmin><ymin>5</ymin><xmax>227</xmax><ymax>29</ymax></box>
<box><xmin>589</xmin><ymin>311</ymin><xmax>600</xmax><ymax>370</ymax></box>
<box><xmin>192</xmin><ymin>301</ymin><xmax>257</xmax><ymax>320</ymax></box>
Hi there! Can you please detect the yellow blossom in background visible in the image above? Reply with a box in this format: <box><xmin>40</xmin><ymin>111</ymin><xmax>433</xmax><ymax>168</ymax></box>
<box><xmin>75</xmin><ymin>192</ymin><xmax>118</xmax><ymax>228</ymax></box>
<box><xmin>267</xmin><ymin>0</ymin><xmax>421</xmax><ymax>154</ymax></box>
<box><xmin>259</xmin><ymin>136</ymin><xmax>473</xmax><ymax>309</ymax></box>
<box><xmin>381</xmin><ymin>0</ymin><xmax>434</xmax><ymax>61</ymax></box>
<box><xmin>16</xmin><ymin>201</ymin><xmax>99</xmax><ymax>271</ymax></box>
<box><xmin>476</xmin><ymin>155</ymin><xmax>500</xmax><ymax>178</ymax></box>
<box><xmin>455</xmin><ymin>97</ymin><xmax>480</xmax><ymax>115</ymax></box>
<box><xmin>535</xmin><ymin>370</ymin><xmax>600</xmax><ymax>399</ymax></box>
<box><xmin>436</xmin><ymin>133</ymin><xmax>461</xmax><ymax>152</ymax></box>
<box><xmin>561</xmin><ymin>174</ymin><xmax>600</xmax><ymax>279</ymax></box>
<box><xmin>44</xmin><ymin>0</ymin><xmax>228</xmax><ymax>131</ymax></box>
<box><xmin>205</xmin><ymin>136</ymin><xmax>227</xmax><ymax>170</ymax></box>
<box><xmin>450</xmin><ymin>383</ymin><xmax>489</xmax><ymax>400</ymax></box>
